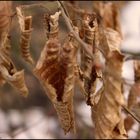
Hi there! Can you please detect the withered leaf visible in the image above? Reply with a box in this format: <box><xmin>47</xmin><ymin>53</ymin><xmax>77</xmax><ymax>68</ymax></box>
<box><xmin>0</xmin><ymin>34</ymin><xmax>28</xmax><ymax>97</ymax></box>
<box><xmin>93</xmin><ymin>52</ymin><xmax>127</xmax><ymax>139</ymax></box>
<box><xmin>92</xmin><ymin>25</ymin><xmax>127</xmax><ymax>138</ymax></box>
<box><xmin>79</xmin><ymin>14</ymin><xmax>100</xmax><ymax>106</ymax></box>
<box><xmin>34</xmin><ymin>11</ymin><xmax>76</xmax><ymax>134</ymax></box>
<box><xmin>16</xmin><ymin>7</ymin><xmax>34</xmax><ymax>64</ymax></box>
<box><xmin>44</xmin><ymin>11</ymin><xmax>61</xmax><ymax>39</ymax></box>
<box><xmin>34</xmin><ymin>36</ymin><xmax>76</xmax><ymax>134</ymax></box>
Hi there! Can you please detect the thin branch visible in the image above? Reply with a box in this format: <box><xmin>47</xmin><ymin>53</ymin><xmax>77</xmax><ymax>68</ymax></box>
<box><xmin>121</xmin><ymin>48</ymin><xmax>140</xmax><ymax>56</ymax></box>
<box><xmin>124</xmin><ymin>55</ymin><xmax>140</xmax><ymax>61</ymax></box>
<box><xmin>122</xmin><ymin>49</ymin><xmax>140</xmax><ymax>61</ymax></box>
<box><xmin>57</xmin><ymin>1</ymin><xmax>94</xmax><ymax>60</ymax></box>
<box><xmin>58</xmin><ymin>1</ymin><xmax>70</xmax><ymax>19</ymax></box>
<box><xmin>122</xmin><ymin>105</ymin><xmax>140</xmax><ymax>124</ymax></box>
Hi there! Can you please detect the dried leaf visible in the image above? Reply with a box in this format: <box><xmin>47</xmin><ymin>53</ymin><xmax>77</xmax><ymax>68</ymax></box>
<box><xmin>92</xmin><ymin>26</ymin><xmax>127</xmax><ymax>138</ymax></box>
<box><xmin>44</xmin><ymin>11</ymin><xmax>61</xmax><ymax>39</ymax></box>
<box><xmin>0</xmin><ymin>1</ymin><xmax>12</xmax><ymax>42</ymax></box>
<box><xmin>0</xmin><ymin>34</ymin><xmax>28</xmax><ymax>97</ymax></box>
<box><xmin>79</xmin><ymin>14</ymin><xmax>100</xmax><ymax>106</ymax></box>
<box><xmin>93</xmin><ymin>53</ymin><xmax>127</xmax><ymax>138</ymax></box>
<box><xmin>34</xmin><ymin>11</ymin><xmax>76</xmax><ymax>134</ymax></box>
<box><xmin>34</xmin><ymin>36</ymin><xmax>76</xmax><ymax>133</ymax></box>
<box><xmin>0</xmin><ymin>67</ymin><xmax>28</xmax><ymax>97</ymax></box>
<box><xmin>16</xmin><ymin>7</ymin><xmax>34</xmax><ymax>64</ymax></box>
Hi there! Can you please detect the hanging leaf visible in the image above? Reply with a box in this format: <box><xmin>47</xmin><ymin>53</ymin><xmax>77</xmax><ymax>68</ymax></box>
<box><xmin>79</xmin><ymin>14</ymin><xmax>101</xmax><ymax>106</ymax></box>
<box><xmin>34</xmin><ymin>11</ymin><xmax>76</xmax><ymax>134</ymax></box>
<box><xmin>16</xmin><ymin>7</ymin><xmax>34</xmax><ymax>64</ymax></box>
<box><xmin>34</xmin><ymin>36</ymin><xmax>76</xmax><ymax>134</ymax></box>
<box><xmin>91</xmin><ymin>25</ymin><xmax>127</xmax><ymax>138</ymax></box>
<box><xmin>0</xmin><ymin>34</ymin><xmax>28</xmax><ymax>97</ymax></box>
<box><xmin>44</xmin><ymin>11</ymin><xmax>61</xmax><ymax>39</ymax></box>
<box><xmin>0</xmin><ymin>67</ymin><xmax>28</xmax><ymax>97</ymax></box>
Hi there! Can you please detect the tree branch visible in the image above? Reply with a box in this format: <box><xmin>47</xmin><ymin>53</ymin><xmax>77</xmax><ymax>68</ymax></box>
<box><xmin>57</xmin><ymin>1</ymin><xmax>94</xmax><ymax>60</ymax></box>
<box><xmin>123</xmin><ymin>105</ymin><xmax>140</xmax><ymax>124</ymax></box>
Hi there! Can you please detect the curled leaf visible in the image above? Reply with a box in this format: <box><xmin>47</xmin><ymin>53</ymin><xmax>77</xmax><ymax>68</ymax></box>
<box><xmin>93</xmin><ymin>52</ymin><xmax>127</xmax><ymax>139</ymax></box>
<box><xmin>34</xmin><ymin>11</ymin><xmax>76</xmax><ymax>134</ymax></box>
<box><xmin>34</xmin><ymin>35</ymin><xmax>76</xmax><ymax>133</ymax></box>
<box><xmin>44</xmin><ymin>11</ymin><xmax>61</xmax><ymax>39</ymax></box>
<box><xmin>0</xmin><ymin>67</ymin><xmax>28</xmax><ymax>97</ymax></box>
<box><xmin>92</xmin><ymin>25</ymin><xmax>127</xmax><ymax>138</ymax></box>
<box><xmin>16</xmin><ymin>7</ymin><xmax>34</xmax><ymax>64</ymax></box>
<box><xmin>79</xmin><ymin>14</ymin><xmax>100</xmax><ymax>106</ymax></box>
<box><xmin>0</xmin><ymin>34</ymin><xmax>28</xmax><ymax>97</ymax></box>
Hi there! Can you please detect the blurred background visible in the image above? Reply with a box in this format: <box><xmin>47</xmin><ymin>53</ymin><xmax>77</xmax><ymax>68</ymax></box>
<box><xmin>0</xmin><ymin>1</ymin><xmax>140</xmax><ymax>139</ymax></box>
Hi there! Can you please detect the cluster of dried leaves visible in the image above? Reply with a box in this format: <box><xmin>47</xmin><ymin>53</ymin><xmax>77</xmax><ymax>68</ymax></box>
<box><xmin>0</xmin><ymin>1</ymin><xmax>139</xmax><ymax>139</ymax></box>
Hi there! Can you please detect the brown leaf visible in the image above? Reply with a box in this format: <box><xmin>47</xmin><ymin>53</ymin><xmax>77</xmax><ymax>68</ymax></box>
<box><xmin>0</xmin><ymin>67</ymin><xmax>28</xmax><ymax>97</ymax></box>
<box><xmin>44</xmin><ymin>11</ymin><xmax>61</xmax><ymax>39</ymax></box>
<box><xmin>34</xmin><ymin>36</ymin><xmax>76</xmax><ymax>133</ymax></box>
<box><xmin>0</xmin><ymin>34</ymin><xmax>28</xmax><ymax>97</ymax></box>
<box><xmin>79</xmin><ymin>14</ymin><xmax>101</xmax><ymax>106</ymax></box>
<box><xmin>16</xmin><ymin>7</ymin><xmax>34</xmax><ymax>64</ymax></box>
<box><xmin>34</xmin><ymin>11</ymin><xmax>76</xmax><ymax>134</ymax></box>
<box><xmin>92</xmin><ymin>25</ymin><xmax>127</xmax><ymax>138</ymax></box>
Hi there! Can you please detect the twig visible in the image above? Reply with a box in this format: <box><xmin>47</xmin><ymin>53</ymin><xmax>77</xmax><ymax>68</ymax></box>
<box><xmin>57</xmin><ymin>1</ymin><xmax>94</xmax><ymax>60</ymax></box>
<box><xmin>122</xmin><ymin>49</ymin><xmax>140</xmax><ymax>61</ymax></box>
<box><xmin>122</xmin><ymin>106</ymin><xmax>140</xmax><ymax>124</ymax></box>
<box><xmin>58</xmin><ymin>1</ymin><xmax>70</xmax><ymax>19</ymax></box>
<box><xmin>124</xmin><ymin>55</ymin><xmax>140</xmax><ymax>61</ymax></box>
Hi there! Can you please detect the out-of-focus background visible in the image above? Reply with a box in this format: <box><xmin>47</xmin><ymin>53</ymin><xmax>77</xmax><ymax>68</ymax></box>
<box><xmin>0</xmin><ymin>1</ymin><xmax>140</xmax><ymax>139</ymax></box>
